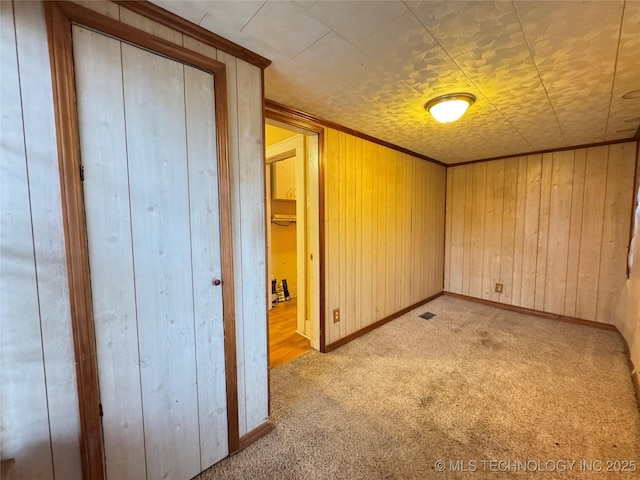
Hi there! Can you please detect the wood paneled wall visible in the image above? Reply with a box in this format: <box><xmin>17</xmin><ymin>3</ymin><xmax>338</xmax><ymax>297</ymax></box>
<box><xmin>1</xmin><ymin>2</ymin><xmax>82</xmax><ymax>479</ymax></box>
<box><xmin>75</xmin><ymin>0</ymin><xmax>268</xmax><ymax>439</ymax></box>
<box><xmin>1</xmin><ymin>3</ymin><xmax>268</xmax><ymax>478</ymax></box>
<box><xmin>613</xmin><ymin>145</ymin><xmax>640</xmax><ymax>386</ymax></box>
<box><xmin>444</xmin><ymin>142</ymin><xmax>638</xmax><ymax>324</ymax></box>
<box><xmin>324</xmin><ymin>129</ymin><xmax>446</xmax><ymax>345</ymax></box>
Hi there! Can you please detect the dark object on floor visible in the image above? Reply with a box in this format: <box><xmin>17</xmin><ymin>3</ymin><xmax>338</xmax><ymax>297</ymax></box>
<box><xmin>419</xmin><ymin>312</ymin><xmax>435</xmax><ymax>320</ymax></box>
<box><xmin>271</xmin><ymin>277</ymin><xmax>278</xmax><ymax>307</ymax></box>
<box><xmin>282</xmin><ymin>279</ymin><xmax>291</xmax><ymax>301</ymax></box>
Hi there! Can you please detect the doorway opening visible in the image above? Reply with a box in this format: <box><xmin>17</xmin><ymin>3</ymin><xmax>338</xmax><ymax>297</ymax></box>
<box><xmin>265</xmin><ymin>121</ymin><xmax>320</xmax><ymax>367</ymax></box>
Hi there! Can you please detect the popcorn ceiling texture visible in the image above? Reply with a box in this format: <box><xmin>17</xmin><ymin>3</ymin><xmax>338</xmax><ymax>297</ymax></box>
<box><xmin>197</xmin><ymin>296</ymin><xmax>640</xmax><ymax>480</ymax></box>
<box><xmin>153</xmin><ymin>1</ymin><xmax>640</xmax><ymax>163</ymax></box>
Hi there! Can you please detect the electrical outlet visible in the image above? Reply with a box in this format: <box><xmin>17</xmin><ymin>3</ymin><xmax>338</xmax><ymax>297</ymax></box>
<box><xmin>333</xmin><ymin>308</ymin><xmax>340</xmax><ymax>323</ymax></box>
<box><xmin>495</xmin><ymin>283</ymin><xmax>503</xmax><ymax>294</ymax></box>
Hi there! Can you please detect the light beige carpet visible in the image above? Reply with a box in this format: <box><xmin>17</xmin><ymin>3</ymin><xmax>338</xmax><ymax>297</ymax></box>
<box><xmin>197</xmin><ymin>296</ymin><xmax>640</xmax><ymax>479</ymax></box>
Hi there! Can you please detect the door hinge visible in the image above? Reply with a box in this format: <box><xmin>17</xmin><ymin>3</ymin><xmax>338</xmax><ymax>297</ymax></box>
<box><xmin>99</xmin><ymin>402</ymin><xmax>103</xmax><ymax>417</ymax></box>
<box><xmin>79</xmin><ymin>164</ymin><xmax>85</xmax><ymax>181</ymax></box>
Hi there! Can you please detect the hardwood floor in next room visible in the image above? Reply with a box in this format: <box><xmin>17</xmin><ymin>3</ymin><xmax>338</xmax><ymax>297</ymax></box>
<box><xmin>269</xmin><ymin>298</ymin><xmax>311</xmax><ymax>368</ymax></box>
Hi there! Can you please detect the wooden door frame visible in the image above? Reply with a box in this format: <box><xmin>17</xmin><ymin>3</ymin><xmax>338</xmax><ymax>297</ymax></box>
<box><xmin>264</xmin><ymin>104</ymin><xmax>326</xmax><ymax>352</ymax></box>
<box><xmin>45</xmin><ymin>3</ymin><xmax>239</xmax><ymax>478</ymax></box>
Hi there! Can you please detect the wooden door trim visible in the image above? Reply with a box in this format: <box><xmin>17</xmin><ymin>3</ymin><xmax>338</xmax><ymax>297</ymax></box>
<box><xmin>45</xmin><ymin>3</ymin><xmax>239</xmax><ymax>478</ymax></box>
<box><xmin>264</xmin><ymin>103</ymin><xmax>326</xmax><ymax>352</ymax></box>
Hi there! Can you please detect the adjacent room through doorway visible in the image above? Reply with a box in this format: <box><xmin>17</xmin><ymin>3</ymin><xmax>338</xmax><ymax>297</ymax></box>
<box><xmin>265</xmin><ymin>122</ymin><xmax>320</xmax><ymax>367</ymax></box>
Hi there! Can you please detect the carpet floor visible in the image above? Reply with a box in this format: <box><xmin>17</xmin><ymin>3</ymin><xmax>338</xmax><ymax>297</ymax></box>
<box><xmin>197</xmin><ymin>296</ymin><xmax>640</xmax><ymax>479</ymax></box>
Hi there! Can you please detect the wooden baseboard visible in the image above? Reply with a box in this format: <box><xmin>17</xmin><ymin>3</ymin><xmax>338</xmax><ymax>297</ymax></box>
<box><xmin>443</xmin><ymin>292</ymin><xmax>618</xmax><ymax>331</ymax></box>
<box><xmin>632</xmin><ymin>370</ymin><xmax>640</xmax><ymax>409</ymax></box>
<box><xmin>324</xmin><ymin>292</ymin><xmax>444</xmax><ymax>352</ymax></box>
<box><xmin>237</xmin><ymin>421</ymin><xmax>274</xmax><ymax>452</ymax></box>
<box><xmin>626</xmin><ymin>351</ymin><xmax>640</xmax><ymax>411</ymax></box>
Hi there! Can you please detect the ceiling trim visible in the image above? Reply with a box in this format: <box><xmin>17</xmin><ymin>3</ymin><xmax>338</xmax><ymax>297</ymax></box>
<box><xmin>448</xmin><ymin>138</ymin><xmax>639</xmax><ymax>167</ymax></box>
<box><xmin>265</xmin><ymin>99</ymin><xmax>446</xmax><ymax>167</ymax></box>
<box><xmin>114</xmin><ymin>1</ymin><xmax>271</xmax><ymax>69</ymax></box>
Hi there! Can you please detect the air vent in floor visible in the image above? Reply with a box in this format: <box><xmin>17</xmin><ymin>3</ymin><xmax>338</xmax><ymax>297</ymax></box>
<box><xmin>419</xmin><ymin>312</ymin><xmax>435</xmax><ymax>320</ymax></box>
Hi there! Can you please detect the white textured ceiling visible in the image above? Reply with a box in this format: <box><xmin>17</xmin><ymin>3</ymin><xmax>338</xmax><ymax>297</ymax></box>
<box><xmin>152</xmin><ymin>0</ymin><xmax>640</xmax><ymax>164</ymax></box>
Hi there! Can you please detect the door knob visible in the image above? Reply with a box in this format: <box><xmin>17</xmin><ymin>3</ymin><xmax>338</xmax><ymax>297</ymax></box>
<box><xmin>212</xmin><ymin>279</ymin><xmax>221</xmax><ymax>286</ymax></box>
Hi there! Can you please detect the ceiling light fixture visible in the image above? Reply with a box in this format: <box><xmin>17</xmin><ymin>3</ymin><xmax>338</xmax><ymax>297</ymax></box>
<box><xmin>425</xmin><ymin>93</ymin><xmax>476</xmax><ymax>123</ymax></box>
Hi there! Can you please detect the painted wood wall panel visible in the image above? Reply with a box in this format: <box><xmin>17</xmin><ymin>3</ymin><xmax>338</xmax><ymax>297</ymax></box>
<box><xmin>0</xmin><ymin>3</ymin><xmax>56</xmax><ymax>478</ymax></box>
<box><xmin>2</xmin><ymin>3</ymin><xmax>269</xmax><ymax>478</ymax></box>
<box><xmin>324</xmin><ymin>129</ymin><xmax>446</xmax><ymax>345</ymax></box>
<box><xmin>445</xmin><ymin>142</ymin><xmax>637</xmax><ymax>324</ymax></box>
<box><xmin>596</xmin><ymin>145</ymin><xmax>637</xmax><ymax>322</ymax></box>
<box><xmin>499</xmin><ymin>158</ymin><xmax>518</xmax><ymax>304</ymax></box>
<box><xmin>72</xmin><ymin>26</ymin><xmax>147</xmax><ymax>480</ymax></box>
<box><xmin>0</xmin><ymin>3</ymin><xmax>83</xmax><ymax>479</ymax></box>
<box><xmin>114</xmin><ymin>2</ymin><xmax>269</xmax><ymax>438</ymax></box>
<box><xmin>544</xmin><ymin>150</ymin><xmax>575</xmax><ymax>314</ymax></box>
<box><xmin>564</xmin><ymin>150</ymin><xmax>587</xmax><ymax>316</ymax></box>
<box><xmin>575</xmin><ymin>146</ymin><xmax>609</xmax><ymax>320</ymax></box>
<box><xmin>235</xmin><ymin>58</ymin><xmax>268</xmax><ymax>434</ymax></box>
<box><xmin>534</xmin><ymin>154</ymin><xmax>553</xmax><ymax>311</ymax></box>
<box><xmin>14</xmin><ymin>1</ymin><xmax>84</xmax><ymax>475</ymax></box>
<box><xmin>121</xmin><ymin>43</ymin><xmax>202</xmax><ymax>479</ymax></box>
<box><xmin>184</xmin><ymin>64</ymin><xmax>229</xmax><ymax>467</ymax></box>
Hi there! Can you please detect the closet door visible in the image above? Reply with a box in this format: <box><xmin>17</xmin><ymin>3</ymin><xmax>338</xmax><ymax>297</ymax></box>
<box><xmin>73</xmin><ymin>26</ymin><xmax>228</xmax><ymax>479</ymax></box>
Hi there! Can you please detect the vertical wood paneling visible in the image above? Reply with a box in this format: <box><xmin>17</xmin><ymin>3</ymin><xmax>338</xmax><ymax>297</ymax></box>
<box><xmin>0</xmin><ymin>2</ymin><xmax>55</xmax><ymax>478</ymax></box>
<box><xmin>354</xmin><ymin>138</ymin><xmax>363</xmax><ymax>332</ymax></box>
<box><xmin>544</xmin><ymin>150</ymin><xmax>575</xmax><ymax>314</ymax></box>
<box><xmin>462</xmin><ymin>165</ymin><xmax>474</xmax><ymax>296</ymax></box>
<box><xmin>184</xmin><ymin>65</ymin><xmax>229</xmax><ymax>466</ymax></box>
<box><xmin>325</xmin><ymin>128</ymin><xmax>340</xmax><ymax>344</ymax></box>
<box><xmin>5</xmin><ymin>2</ymin><xmax>271</xmax><ymax>475</ymax></box>
<box><xmin>448</xmin><ymin>168</ymin><xmax>465</xmax><ymax>293</ymax></box>
<box><xmin>469</xmin><ymin>163</ymin><xmax>486</xmax><ymax>298</ymax></box>
<box><xmin>122</xmin><ymin>43</ymin><xmax>200</xmax><ymax>479</ymax></box>
<box><xmin>119</xmin><ymin>6</ymin><xmax>183</xmax><ymax>44</ymax></box>
<box><xmin>482</xmin><ymin>160</ymin><xmax>504</xmax><ymax>301</ymax></box>
<box><xmin>396</xmin><ymin>153</ymin><xmax>405</xmax><ymax>310</ymax></box>
<box><xmin>400</xmin><ymin>154</ymin><xmax>411</xmax><ymax>307</ymax></box>
<box><xmin>564</xmin><ymin>149</ymin><xmax>587</xmax><ymax>316</ymax></box>
<box><xmin>375</xmin><ymin>143</ymin><xmax>387</xmax><ymax>318</ymax></box>
<box><xmin>534</xmin><ymin>153</ymin><xmax>553</xmax><ymax>310</ymax></box>
<box><xmin>576</xmin><ymin>146</ymin><xmax>609</xmax><ymax>320</ymax></box>
<box><xmin>73</xmin><ymin>26</ymin><xmax>146</xmax><ymax>480</ymax></box>
<box><xmin>360</xmin><ymin>140</ymin><xmax>373</xmax><ymax>332</ymax></box>
<box><xmin>369</xmin><ymin>140</ymin><xmax>379</xmax><ymax>318</ymax></box>
<box><xmin>183</xmin><ymin>36</ymin><xmax>218</xmax><ymax>60</ymax></box>
<box><xmin>417</xmin><ymin>158</ymin><xmax>428</xmax><ymax>298</ymax></box>
<box><xmin>235</xmin><ymin>59</ymin><xmax>267</xmax><ymax>433</ymax></box>
<box><xmin>410</xmin><ymin>157</ymin><xmax>421</xmax><ymax>304</ymax></box>
<box><xmin>521</xmin><ymin>155</ymin><xmax>542</xmax><ymax>308</ymax></box>
<box><xmin>13</xmin><ymin>3</ymin><xmax>83</xmax><ymax>478</ymax></box>
<box><xmin>444</xmin><ymin>168</ymin><xmax>453</xmax><ymax>291</ymax></box>
<box><xmin>345</xmin><ymin>134</ymin><xmax>356</xmax><ymax>334</ymax></box>
<box><xmin>596</xmin><ymin>143</ymin><xmax>636</xmax><ymax>323</ymax></box>
<box><xmin>511</xmin><ymin>156</ymin><xmax>528</xmax><ymax>306</ymax></box>
<box><xmin>323</xmin><ymin>129</ymin><xmax>445</xmax><ymax>345</ymax></box>
<box><xmin>500</xmin><ymin>158</ymin><xmax>518</xmax><ymax>304</ymax></box>
<box><xmin>385</xmin><ymin>148</ymin><xmax>398</xmax><ymax>316</ymax></box>
<box><xmin>428</xmin><ymin>164</ymin><xmax>446</xmax><ymax>292</ymax></box>
<box><xmin>445</xmin><ymin>142</ymin><xmax>637</xmax><ymax>325</ymax></box>
<box><xmin>339</xmin><ymin>132</ymin><xmax>348</xmax><ymax>337</ymax></box>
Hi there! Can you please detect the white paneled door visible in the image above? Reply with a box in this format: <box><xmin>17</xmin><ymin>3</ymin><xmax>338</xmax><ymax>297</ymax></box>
<box><xmin>73</xmin><ymin>26</ymin><xmax>228</xmax><ymax>479</ymax></box>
